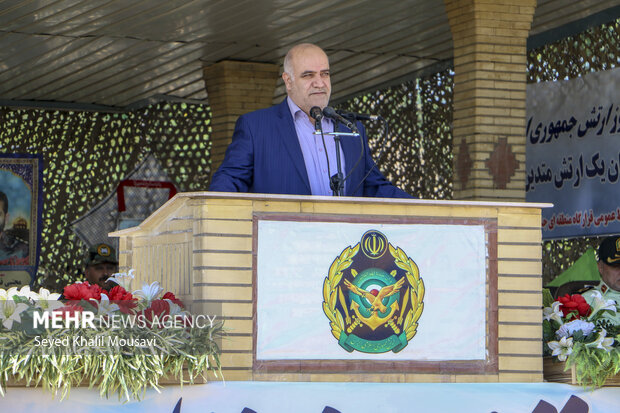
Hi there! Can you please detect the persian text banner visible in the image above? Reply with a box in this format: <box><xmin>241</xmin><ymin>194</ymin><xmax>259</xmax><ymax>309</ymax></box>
<box><xmin>526</xmin><ymin>67</ymin><xmax>620</xmax><ymax>239</ymax></box>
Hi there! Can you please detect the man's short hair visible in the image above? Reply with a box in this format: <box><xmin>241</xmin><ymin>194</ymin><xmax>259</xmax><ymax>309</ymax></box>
<box><xmin>0</xmin><ymin>190</ymin><xmax>7</xmax><ymax>214</ymax></box>
<box><xmin>282</xmin><ymin>43</ymin><xmax>325</xmax><ymax>79</ymax></box>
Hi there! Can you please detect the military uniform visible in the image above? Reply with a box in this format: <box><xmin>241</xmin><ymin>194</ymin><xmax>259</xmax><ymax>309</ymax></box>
<box><xmin>0</xmin><ymin>230</ymin><xmax>29</xmax><ymax>263</ymax></box>
<box><xmin>581</xmin><ymin>235</ymin><xmax>620</xmax><ymax>325</ymax></box>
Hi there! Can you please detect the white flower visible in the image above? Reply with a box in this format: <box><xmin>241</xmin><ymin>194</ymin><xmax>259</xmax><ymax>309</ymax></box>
<box><xmin>0</xmin><ymin>300</ymin><xmax>29</xmax><ymax>330</ymax></box>
<box><xmin>0</xmin><ymin>287</ymin><xmax>20</xmax><ymax>300</ymax></box>
<box><xmin>0</xmin><ymin>288</ymin><xmax>13</xmax><ymax>300</ymax></box>
<box><xmin>166</xmin><ymin>300</ymin><xmax>185</xmax><ymax>317</ymax></box>
<box><xmin>18</xmin><ymin>285</ymin><xmax>36</xmax><ymax>300</ymax></box>
<box><xmin>543</xmin><ymin>301</ymin><xmax>564</xmax><ymax>324</ymax></box>
<box><xmin>586</xmin><ymin>328</ymin><xmax>615</xmax><ymax>352</ymax></box>
<box><xmin>133</xmin><ymin>282</ymin><xmax>164</xmax><ymax>304</ymax></box>
<box><xmin>95</xmin><ymin>295</ymin><xmax>120</xmax><ymax>316</ymax></box>
<box><xmin>556</xmin><ymin>319</ymin><xmax>595</xmax><ymax>338</ymax></box>
<box><xmin>548</xmin><ymin>336</ymin><xmax>574</xmax><ymax>361</ymax></box>
<box><xmin>107</xmin><ymin>269</ymin><xmax>135</xmax><ymax>291</ymax></box>
<box><xmin>31</xmin><ymin>288</ymin><xmax>63</xmax><ymax>311</ymax></box>
<box><xmin>587</xmin><ymin>290</ymin><xmax>617</xmax><ymax>319</ymax></box>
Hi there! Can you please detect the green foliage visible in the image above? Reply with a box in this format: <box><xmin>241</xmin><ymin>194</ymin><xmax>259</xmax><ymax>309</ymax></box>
<box><xmin>542</xmin><ymin>288</ymin><xmax>554</xmax><ymax>307</ymax></box>
<box><xmin>565</xmin><ymin>343</ymin><xmax>620</xmax><ymax>388</ymax></box>
<box><xmin>0</xmin><ymin>322</ymin><xmax>223</xmax><ymax>401</ymax></box>
<box><xmin>0</xmin><ymin>353</ymin><xmax>219</xmax><ymax>401</ymax></box>
<box><xmin>542</xmin><ymin>319</ymin><xmax>558</xmax><ymax>356</ymax></box>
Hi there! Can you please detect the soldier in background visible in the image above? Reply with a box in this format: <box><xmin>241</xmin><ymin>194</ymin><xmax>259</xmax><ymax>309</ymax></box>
<box><xmin>84</xmin><ymin>243</ymin><xmax>119</xmax><ymax>290</ymax></box>
<box><xmin>581</xmin><ymin>235</ymin><xmax>620</xmax><ymax>324</ymax></box>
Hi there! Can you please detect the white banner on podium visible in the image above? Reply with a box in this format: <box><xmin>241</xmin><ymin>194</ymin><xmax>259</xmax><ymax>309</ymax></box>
<box><xmin>256</xmin><ymin>220</ymin><xmax>487</xmax><ymax>361</ymax></box>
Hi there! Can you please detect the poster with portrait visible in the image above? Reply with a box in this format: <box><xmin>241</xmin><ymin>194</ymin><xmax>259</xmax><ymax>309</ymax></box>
<box><xmin>0</xmin><ymin>154</ymin><xmax>43</xmax><ymax>288</ymax></box>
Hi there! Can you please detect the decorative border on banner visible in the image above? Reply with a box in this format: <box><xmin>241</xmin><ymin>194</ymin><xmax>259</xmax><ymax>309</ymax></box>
<box><xmin>251</xmin><ymin>213</ymin><xmax>498</xmax><ymax>375</ymax></box>
<box><xmin>0</xmin><ymin>153</ymin><xmax>44</xmax><ymax>287</ymax></box>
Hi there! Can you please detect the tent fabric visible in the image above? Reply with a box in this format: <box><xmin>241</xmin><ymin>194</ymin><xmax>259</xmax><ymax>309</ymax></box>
<box><xmin>546</xmin><ymin>247</ymin><xmax>601</xmax><ymax>287</ymax></box>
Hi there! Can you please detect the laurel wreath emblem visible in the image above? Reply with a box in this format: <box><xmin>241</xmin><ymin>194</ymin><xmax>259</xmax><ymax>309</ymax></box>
<box><xmin>322</xmin><ymin>243</ymin><xmax>425</xmax><ymax>342</ymax></box>
<box><xmin>389</xmin><ymin>244</ymin><xmax>425</xmax><ymax>341</ymax></box>
<box><xmin>322</xmin><ymin>244</ymin><xmax>358</xmax><ymax>340</ymax></box>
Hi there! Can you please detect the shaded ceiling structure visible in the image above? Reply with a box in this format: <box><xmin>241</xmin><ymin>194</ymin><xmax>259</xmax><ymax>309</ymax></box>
<box><xmin>0</xmin><ymin>0</ymin><xmax>619</xmax><ymax>111</ymax></box>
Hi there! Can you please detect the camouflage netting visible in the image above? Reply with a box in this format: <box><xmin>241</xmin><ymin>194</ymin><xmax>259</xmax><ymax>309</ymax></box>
<box><xmin>335</xmin><ymin>71</ymin><xmax>454</xmax><ymax>200</ymax></box>
<box><xmin>0</xmin><ymin>17</ymin><xmax>618</xmax><ymax>291</ymax></box>
<box><xmin>0</xmin><ymin>103</ymin><xmax>211</xmax><ymax>291</ymax></box>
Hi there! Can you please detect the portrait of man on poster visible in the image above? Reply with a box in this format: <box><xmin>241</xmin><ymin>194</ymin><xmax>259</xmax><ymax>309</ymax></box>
<box><xmin>0</xmin><ymin>189</ymin><xmax>29</xmax><ymax>266</ymax></box>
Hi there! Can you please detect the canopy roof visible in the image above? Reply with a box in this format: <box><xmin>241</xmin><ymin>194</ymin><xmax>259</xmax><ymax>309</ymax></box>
<box><xmin>0</xmin><ymin>0</ymin><xmax>618</xmax><ymax>110</ymax></box>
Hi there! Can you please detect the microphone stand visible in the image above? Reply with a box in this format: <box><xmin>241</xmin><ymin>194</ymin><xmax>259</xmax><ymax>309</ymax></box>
<box><xmin>313</xmin><ymin>127</ymin><xmax>360</xmax><ymax>196</ymax></box>
<box><xmin>330</xmin><ymin>123</ymin><xmax>345</xmax><ymax>196</ymax></box>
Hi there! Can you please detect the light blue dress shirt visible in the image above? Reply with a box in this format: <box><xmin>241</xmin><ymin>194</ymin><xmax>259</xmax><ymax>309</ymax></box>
<box><xmin>287</xmin><ymin>97</ymin><xmax>346</xmax><ymax>196</ymax></box>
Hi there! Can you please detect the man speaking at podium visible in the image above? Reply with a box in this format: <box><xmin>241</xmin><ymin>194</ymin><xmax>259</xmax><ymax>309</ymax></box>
<box><xmin>209</xmin><ymin>43</ymin><xmax>412</xmax><ymax>198</ymax></box>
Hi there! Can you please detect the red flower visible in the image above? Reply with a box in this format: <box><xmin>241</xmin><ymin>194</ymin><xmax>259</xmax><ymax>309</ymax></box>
<box><xmin>106</xmin><ymin>285</ymin><xmax>133</xmax><ymax>300</ymax></box>
<box><xmin>106</xmin><ymin>286</ymin><xmax>137</xmax><ymax>314</ymax></box>
<box><xmin>140</xmin><ymin>299</ymin><xmax>170</xmax><ymax>326</ymax></box>
<box><xmin>557</xmin><ymin>294</ymin><xmax>591</xmax><ymax>319</ymax></box>
<box><xmin>63</xmin><ymin>282</ymin><xmax>104</xmax><ymax>301</ymax></box>
<box><xmin>55</xmin><ymin>303</ymin><xmax>84</xmax><ymax>317</ymax></box>
<box><xmin>163</xmin><ymin>291</ymin><xmax>184</xmax><ymax>308</ymax></box>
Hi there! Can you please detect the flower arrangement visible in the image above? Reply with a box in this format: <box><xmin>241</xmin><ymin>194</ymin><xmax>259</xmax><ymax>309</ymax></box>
<box><xmin>542</xmin><ymin>289</ymin><xmax>620</xmax><ymax>387</ymax></box>
<box><xmin>0</xmin><ymin>270</ymin><xmax>222</xmax><ymax>400</ymax></box>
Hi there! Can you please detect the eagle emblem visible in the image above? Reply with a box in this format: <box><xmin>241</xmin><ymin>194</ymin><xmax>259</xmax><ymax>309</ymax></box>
<box><xmin>322</xmin><ymin>230</ymin><xmax>425</xmax><ymax>353</ymax></box>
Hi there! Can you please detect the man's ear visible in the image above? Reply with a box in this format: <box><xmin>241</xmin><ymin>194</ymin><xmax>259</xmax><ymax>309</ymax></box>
<box><xmin>282</xmin><ymin>72</ymin><xmax>292</xmax><ymax>90</ymax></box>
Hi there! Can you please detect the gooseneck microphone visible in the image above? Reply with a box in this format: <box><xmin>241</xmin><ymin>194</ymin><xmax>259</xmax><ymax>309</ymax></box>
<box><xmin>322</xmin><ymin>106</ymin><xmax>358</xmax><ymax>132</ymax></box>
<box><xmin>309</xmin><ymin>106</ymin><xmax>324</xmax><ymax>132</ymax></box>
<box><xmin>337</xmin><ymin>110</ymin><xmax>382</xmax><ymax>122</ymax></box>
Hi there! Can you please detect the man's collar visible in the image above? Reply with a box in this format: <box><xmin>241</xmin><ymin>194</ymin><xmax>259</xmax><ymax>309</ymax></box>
<box><xmin>286</xmin><ymin>97</ymin><xmax>332</xmax><ymax>126</ymax></box>
<box><xmin>598</xmin><ymin>280</ymin><xmax>611</xmax><ymax>294</ymax></box>
<box><xmin>286</xmin><ymin>96</ymin><xmax>304</xmax><ymax>119</ymax></box>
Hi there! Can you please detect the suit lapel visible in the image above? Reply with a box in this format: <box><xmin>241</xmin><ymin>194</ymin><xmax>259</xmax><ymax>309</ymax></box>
<box><xmin>275</xmin><ymin>100</ymin><xmax>312</xmax><ymax>193</ymax></box>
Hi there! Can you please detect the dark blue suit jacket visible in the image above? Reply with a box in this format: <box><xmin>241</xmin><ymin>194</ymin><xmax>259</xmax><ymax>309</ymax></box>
<box><xmin>209</xmin><ymin>100</ymin><xmax>412</xmax><ymax>198</ymax></box>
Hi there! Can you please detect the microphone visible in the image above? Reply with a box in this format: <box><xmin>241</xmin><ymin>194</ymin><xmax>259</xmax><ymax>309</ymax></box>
<box><xmin>337</xmin><ymin>110</ymin><xmax>382</xmax><ymax>122</ymax></box>
<box><xmin>322</xmin><ymin>106</ymin><xmax>358</xmax><ymax>132</ymax></box>
<box><xmin>309</xmin><ymin>106</ymin><xmax>323</xmax><ymax>132</ymax></box>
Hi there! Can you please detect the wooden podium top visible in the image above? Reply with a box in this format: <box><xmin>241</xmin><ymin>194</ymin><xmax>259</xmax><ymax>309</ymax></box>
<box><xmin>110</xmin><ymin>191</ymin><xmax>551</xmax><ymax>237</ymax></box>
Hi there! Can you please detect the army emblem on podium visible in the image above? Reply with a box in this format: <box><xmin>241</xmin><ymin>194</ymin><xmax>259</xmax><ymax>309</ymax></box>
<box><xmin>322</xmin><ymin>230</ymin><xmax>425</xmax><ymax>353</ymax></box>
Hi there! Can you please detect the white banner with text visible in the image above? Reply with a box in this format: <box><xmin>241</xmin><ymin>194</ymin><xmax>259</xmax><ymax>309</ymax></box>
<box><xmin>526</xmin><ymin>67</ymin><xmax>620</xmax><ymax>239</ymax></box>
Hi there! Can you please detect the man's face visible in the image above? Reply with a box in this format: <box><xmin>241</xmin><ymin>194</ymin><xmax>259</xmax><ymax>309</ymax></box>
<box><xmin>598</xmin><ymin>261</ymin><xmax>620</xmax><ymax>291</ymax></box>
<box><xmin>283</xmin><ymin>46</ymin><xmax>331</xmax><ymax>117</ymax></box>
<box><xmin>85</xmin><ymin>262</ymin><xmax>118</xmax><ymax>289</ymax></box>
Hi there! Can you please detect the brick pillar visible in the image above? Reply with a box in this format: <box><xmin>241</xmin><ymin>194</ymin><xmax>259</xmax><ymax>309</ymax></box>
<box><xmin>203</xmin><ymin>61</ymin><xmax>279</xmax><ymax>176</ymax></box>
<box><xmin>444</xmin><ymin>0</ymin><xmax>536</xmax><ymax>201</ymax></box>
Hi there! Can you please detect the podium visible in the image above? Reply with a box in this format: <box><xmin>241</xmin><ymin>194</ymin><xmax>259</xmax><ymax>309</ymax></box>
<box><xmin>110</xmin><ymin>192</ymin><xmax>550</xmax><ymax>383</ymax></box>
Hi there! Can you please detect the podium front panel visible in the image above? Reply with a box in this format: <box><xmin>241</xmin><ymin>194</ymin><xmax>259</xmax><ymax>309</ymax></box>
<box><xmin>112</xmin><ymin>192</ymin><xmax>547</xmax><ymax>383</ymax></box>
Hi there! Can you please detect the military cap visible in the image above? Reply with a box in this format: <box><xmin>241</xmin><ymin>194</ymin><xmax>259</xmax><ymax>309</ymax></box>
<box><xmin>86</xmin><ymin>243</ymin><xmax>118</xmax><ymax>266</ymax></box>
<box><xmin>599</xmin><ymin>235</ymin><xmax>620</xmax><ymax>267</ymax></box>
